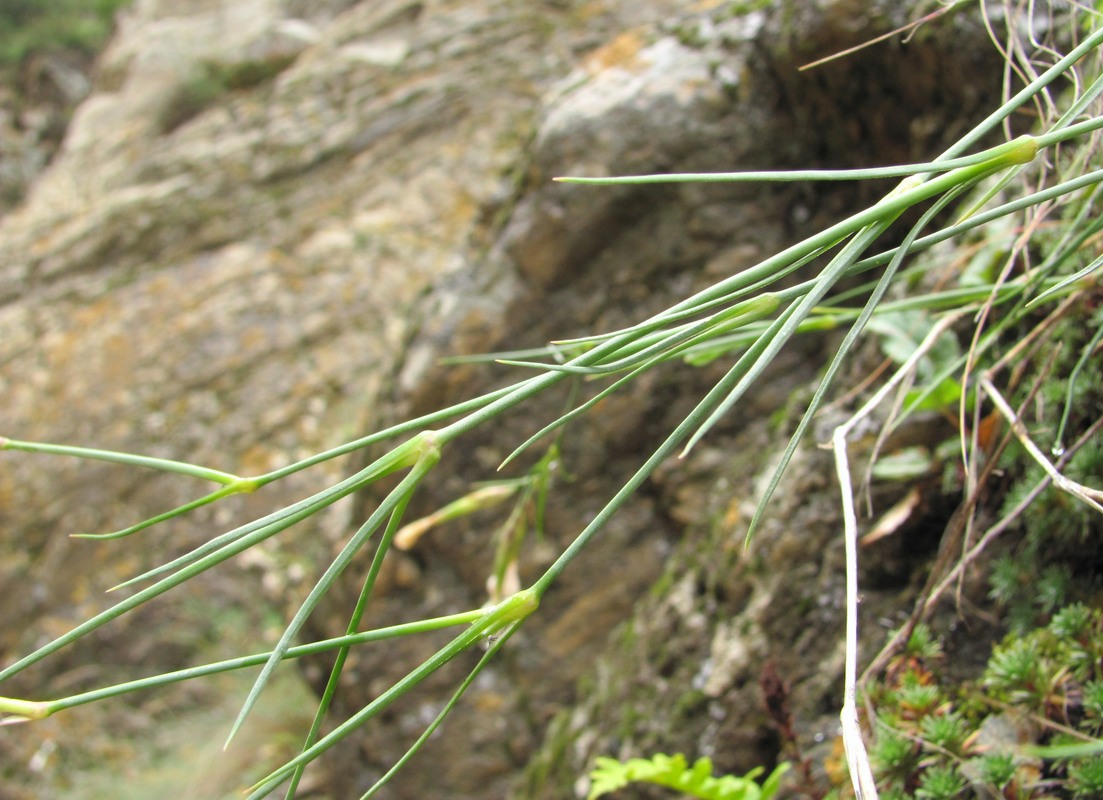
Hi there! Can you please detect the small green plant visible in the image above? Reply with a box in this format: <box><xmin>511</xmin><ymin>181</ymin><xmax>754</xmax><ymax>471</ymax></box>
<box><xmin>1083</xmin><ymin>681</ymin><xmax>1103</xmax><ymax>734</ymax></box>
<box><xmin>976</xmin><ymin>752</ymin><xmax>1016</xmax><ymax>790</ymax></box>
<box><xmin>871</xmin><ymin>731</ymin><xmax>920</xmax><ymax>788</ymax></box>
<box><xmin>587</xmin><ymin>753</ymin><xmax>789</xmax><ymax>800</ymax></box>
<box><xmin>904</xmin><ymin>624</ymin><xmax>944</xmax><ymax>663</ymax></box>
<box><xmin>866</xmin><ymin>604</ymin><xmax>1103</xmax><ymax>798</ymax></box>
<box><xmin>984</xmin><ymin>637</ymin><xmax>1063</xmax><ymax>710</ymax></box>
<box><xmin>919</xmin><ymin>712</ymin><xmax>968</xmax><ymax>757</ymax></box>
<box><xmin>1067</xmin><ymin>756</ymin><xmax>1103</xmax><ymax>798</ymax></box>
<box><xmin>0</xmin><ymin>0</ymin><xmax>130</xmax><ymax>71</ymax></box>
<box><xmin>915</xmin><ymin>764</ymin><xmax>967</xmax><ymax>799</ymax></box>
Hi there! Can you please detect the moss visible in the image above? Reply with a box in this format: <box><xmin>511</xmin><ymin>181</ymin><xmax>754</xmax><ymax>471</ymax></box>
<box><xmin>671</xmin><ymin>688</ymin><xmax>708</xmax><ymax>722</ymax></box>
<box><xmin>0</xmin><ymin>0</ymin><xmax>131</xmax><ymax>72</ymax></box>
<box><xmin>865</xmin><ymin>604</ymin><xmax>1103</xmax><ymax>798</ymax></box>
<box><xmin>157</xmin><ymin>55</ymin><xmax>297</xmax><ymax>133</ymax></box>
<box><xmin>716</xmin><ymin>0</ymin><xmax>775</xmax><ymax>20</ymax></box>
<box><xmin>518</xmin><ymin>709</ymin><xmax>576</xmax><ymax>798</ymax></box>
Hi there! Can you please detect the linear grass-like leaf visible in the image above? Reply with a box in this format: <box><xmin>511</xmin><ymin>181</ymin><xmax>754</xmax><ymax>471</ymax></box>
<box><xmin>282</xmin><ymin>479</ymin><xmax>418</xmax><ymax>798</ymax></box>
<box><xmin>498</xmin><ymin>295</ymin><xmax>780</xmax><ymax>377</ymax></box>
<box><xmin>530</xmin><ymin>303</ymin><xmax>788</xmax><ymax>595</ymax></box>
<box><xmin>257</xmin><ymin>384</ymin><xmax>518</xmax><ymax>482</ymax></box>
<box><xmin>226</xmin><ymin>443</ymin><xmax>440</xmax><ymax>748</ymax></box>
<box><xmin>747</xmin><ymin>179</ymin><xmax>970</xmax><ymax>541</ymax></box>
<box><xmin>0</xmin><ymin>437</ymin><xmax>431</xmax><ymax>685</ymax></box>
<box><xmin>359</xmin><ymin>622</ymin><xmax>521</xmax><ymax>800</ymax></box>
<box><xmin>499</xmin><ymin>365</ymin><xmax>651</xmax><ymax>470</ymax></box>
<box><xmin>112</xmin><ymin>432</ymin><xmax>435</xmax><ymax>591</ymax></box>
<box><xmin>0</xmin><ymin>610</ymin><xmax>482</xmax><ymax>722</ymax></box>
<box><xmin>0</xmin><ymin>490</ymin><xmax>364</xmax><ymax>683</ymax></box>
<box><xmin>556</xmin><ymin>144</ymin><xmax>1038</xmax><ymax>185</ymax></box>
<box><xmin>681</xmin><ymin>214</ymin><xmax>899</xmax><ymax>457</ymax></box>
<box><xmin>246</xmin><ymin>590</ymin><xmax>538</xmax><ymax>797</ymax></box>
<box><xmin>1029</xmin><ymin>246</ymin><xmax>1103</xmax><ymax>309</ymax></box>
<box><xmin>849</xmin><ymin>169</ymin><xmax>1103</xmax><ymax>280</ymax></box>
<box><xmin>549</xmin><ymin>245</ymin><xmax>830</xmax><ymax>354</ymax></box>
<box><xmin>0</xmin><ymin>437</ymin><xmax>242</xmax><ymax>484</ymax></box>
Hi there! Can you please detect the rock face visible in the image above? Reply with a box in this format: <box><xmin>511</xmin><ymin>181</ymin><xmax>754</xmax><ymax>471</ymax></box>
<box><xmin>0</xmin><ymin>1</ymin><xmax>1007</xmax><ymax>798</ymax></box>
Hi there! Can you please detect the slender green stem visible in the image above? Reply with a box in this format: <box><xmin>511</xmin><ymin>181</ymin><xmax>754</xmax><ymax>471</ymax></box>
<box><xmin>852</xmin><ymin>169</ymin><xmax>1103</xmax><ymax>274</ymax></box>
<box><xmin>0</xmin><ymin>434</ymin><xmax>434</xmax><ymax>683</ymax></box>
<box><xmin>0</xmin><ymin>611</ymin><xmax>482</xmax><ymax>721</ymax></box>
<box><xmin>682</xmin><ymin>214</ymin><xmax>899</xmax><ymax>455</ymax></box>
<box><xmin>0</xmin><ymin>437</ymin><xmax>243</xmax><ymax>486</ymax></box>
<box><xmin>246</xmin><ymin>589</ymin><xmax>538</xmax><ymax>797</ymax></box>
<box><xmin>497</xmin><ymin>294</ymin><xmax>780</xmax><ymax>376</ymax></box>
<box><xmin>433</xmin><ymin>138</ymin><xmax>1037</xmax><ymax>455</ymax></box>
<box><xmin>227</xmin><ymin>435</ymin><xmax>443</xmax><ymax>747</ymax></box>
<box><xmin>556</xmin><ymin>134</ymin><xmax>1044</xmax><ymax>185</ymax></box>
<box><xmin>254</xmin><ymin>384</ymin><xmax>518</xmax><ymax>483</ymax></box>
<box><xmin>553</xmin><ymin>244</ymin><xmax>830</xmax><ymax>350</ymax></box>
<box><xmin>359</xmin><ymin>622</ymin><xmax>521</xmax><ymax>799</ymax></box>
<box><xmin>528</xmin><ymin>118</ymin><xmax>1040</xmax><ymax>604</ymax></box>
<box><xmin>530</xmin><ymin>304</ymin><xmax>790</xmax><ymax>595</ymax></box>
<box><xmin>747</xmin><ymin>178</ymin><xmax>970</xmax><ymax>540</ymax></box>
<box><xmin>284</xmin><ymin>481</ymin><xmax>415</xmax><ymax>798</ymax></box>
<box><xmin>2</xmin><ymin>386</ymin><xmax>519</xmax><ymax>541</ymax></box>
<box><xmin>1034</xmin><ymin>115</ymin><xmax>1103</xmax><ymax>148</ymax></box>
<box><xmin>499</xmin><ymin>364</ymin><xmax>652</xmax><ymax>469</ymax></box>
<box><xmin>75</xmin><ymin>484</ymin><xmax>247</xmax><ymax>540</ymax></box>
<box><xmin>645</xmin><ymin>138</ymin><xmax>1035</xmax><ymax>324</ymax></box>
<box><xmin>524</xmin><ymin>128</ymin><xmax>1039</xmax><ymax>593</ymax></box>
<box><xmin>113</xmin><ymin>432</ymin><xmax>435</xmax><ymax>590</ymax></box>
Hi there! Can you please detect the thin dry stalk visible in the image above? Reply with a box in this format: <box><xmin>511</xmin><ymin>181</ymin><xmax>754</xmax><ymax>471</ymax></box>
<box><xmin>979</xmin><ymin>373</ymin><xmax>1103</xmax><ymax>512</ymax></box>
<box><xmin>832</xmin><ymin>312</ymin><xmax>967</xmax><ymax>800</ymax></box>
<box><xmin>863</xmin><ymin>412</ymin><xmax>1103</xmax><ymax>684</ymax></box>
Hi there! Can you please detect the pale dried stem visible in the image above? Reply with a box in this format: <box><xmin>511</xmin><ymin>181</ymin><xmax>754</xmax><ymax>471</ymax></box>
<box><xmin>980</xmin><ymin>374</ymin><xmax>1103</xmax><ymax>512</ymax></box>
<box><xmin>959</xmin><ymin>207</ymin><xmax>1042</xmax><ymax>481</ymax></box>
<box><xmin>863</xmin><ymin>412</ymin><xmax>1103</xmax><ymax>684</ymax></box>
<box><xmin>831</xmin><ymin>312</ymin><xmax>968</xmax><ymax>800</ymax></box>
<box><xmin>949</xmin><ymin>349</ymin><xmax>1055</xmax><ymax>615</ymax></box>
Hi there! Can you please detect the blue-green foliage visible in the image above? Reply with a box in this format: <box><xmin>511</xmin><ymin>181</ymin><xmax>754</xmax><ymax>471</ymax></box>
<box><xmin>587</xmin><ymin>753</ymin><xmax>788</xmax><ymax>800</ymax></box>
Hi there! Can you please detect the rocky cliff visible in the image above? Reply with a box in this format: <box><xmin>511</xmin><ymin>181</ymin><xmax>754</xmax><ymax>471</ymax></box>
<box><xmin>0</xmin><ymin>1</ymin><xmax>1031</xmax><ymax>798</ymax></box>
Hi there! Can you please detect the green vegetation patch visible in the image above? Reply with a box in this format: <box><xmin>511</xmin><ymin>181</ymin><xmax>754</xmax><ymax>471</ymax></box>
<box><xmin>866</xmin><ymin>610</ymin><xmax>1103</xmax><ymax>799</ymax></box>
<box><xmin>0</xmin><ymin>0</ymin><xmax>131</xmax><ymax>71</ymax></box>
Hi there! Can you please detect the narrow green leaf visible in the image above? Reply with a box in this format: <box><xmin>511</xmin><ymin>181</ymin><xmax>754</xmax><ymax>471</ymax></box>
<box><xmin>359</xmin><ymin>622</ymin><xmax>521</xmax><ymax>799</ymax></box>
<box><xmin>0</xmin><ymin>437</ymin><xmax>242</xmax><ymax>485</ymax></box>
<box><xmin>39</xmin><ymin>610</ymin><xmax>483</xmax><ymax>717</ymax></box>
<box><xmin>246</xmin><ymin>591</ymin><xmax>536</xmax><ymax>796</ymax></box>
<box><xmin>284</xmin><ymin>482</ymin><xmax>420</xmax><ymax>798</ymax></box>
<box><xmin>226</xmin><ymin>449</ymin><xmax>439</xmax><ymax>748</ymax></box>
<box><xmin>746</xmin><ymin>179</ymin><xmax>964</xmax><ymax>541</ymax></box>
